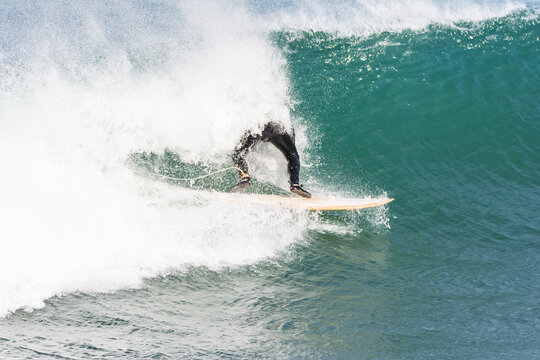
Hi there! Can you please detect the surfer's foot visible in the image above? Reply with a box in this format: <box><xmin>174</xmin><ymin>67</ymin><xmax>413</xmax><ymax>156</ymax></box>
<box><xmin>230</xmin><ymin>176</ymin><xmax>251</xmax><ymax>193</ymax></box>
<box><xmin>290</xmin><ymin>184</ymin><xmax>311</xmax><ymax>198</ymax></box>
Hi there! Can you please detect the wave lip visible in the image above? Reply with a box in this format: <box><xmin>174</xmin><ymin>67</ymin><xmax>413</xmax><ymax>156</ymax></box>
<box><xmin>259</xmin><ymin>0</ymin><xmax>529</xmax><ymax>35</ymax></box>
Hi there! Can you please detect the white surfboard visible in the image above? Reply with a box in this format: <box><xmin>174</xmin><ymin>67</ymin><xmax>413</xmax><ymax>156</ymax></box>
<box><xmin>219</xmin><ymin>193</ymin><xmax>394</xmax><ymax>211</ymax></box>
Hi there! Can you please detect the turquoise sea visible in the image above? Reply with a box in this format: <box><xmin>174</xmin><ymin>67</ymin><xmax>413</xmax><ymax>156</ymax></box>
<box><xmin>0</xmin><ymin>1</ymin><xmax>539</xmax><ymax>358</ymax></box>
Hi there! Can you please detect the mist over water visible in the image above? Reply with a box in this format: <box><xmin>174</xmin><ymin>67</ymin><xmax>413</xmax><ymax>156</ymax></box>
<box><xmin>1</xmin><ymin>0</ymin><xmax>539</xmax><ymax>358</ymax></box>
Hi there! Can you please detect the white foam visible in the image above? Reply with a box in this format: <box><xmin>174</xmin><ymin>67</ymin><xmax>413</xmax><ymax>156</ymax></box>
<box><xmin>0</xmin><ymin>1</ymin><xmax>302</xmax><ymax>317</ymax></box>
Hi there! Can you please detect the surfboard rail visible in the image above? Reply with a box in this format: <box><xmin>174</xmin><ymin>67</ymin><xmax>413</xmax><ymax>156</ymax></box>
<box><xmin>219</xmin><ymin>193</ymin><xmax>394</xmax><ymax>211</ymax></box>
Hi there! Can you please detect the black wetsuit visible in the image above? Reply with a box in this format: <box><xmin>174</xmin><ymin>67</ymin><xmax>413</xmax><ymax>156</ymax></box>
<box><xmin>232</xmin><ymin>122</ymin><xmax>301</xmax><ymax>185</ymax></box>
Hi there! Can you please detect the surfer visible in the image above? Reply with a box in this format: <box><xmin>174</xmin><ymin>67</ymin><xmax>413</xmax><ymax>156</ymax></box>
<box><xmin>230</xmin><ymin>122</ymin><xmax>312</xmax><ymax>198</ymax></box>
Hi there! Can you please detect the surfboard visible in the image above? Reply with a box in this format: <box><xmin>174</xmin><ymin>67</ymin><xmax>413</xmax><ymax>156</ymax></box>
<box><xmin>219</xmin><ymin>193</ymin><xmax>394</xmax><ymax>211</ymax></box>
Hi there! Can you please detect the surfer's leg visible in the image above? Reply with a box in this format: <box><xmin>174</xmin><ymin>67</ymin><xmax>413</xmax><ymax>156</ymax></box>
<box><xmin>268</xmin><ymin>132</ymin><xmax>311</xmax><ymax>198</ymax></box>
<box><xmin>230</xmin><ymin>132</ymin><xmax>259</xmax><ymax>192</ymax></box>
<box><xmin>232</xmin><ymin>132</ymin><xmax>259</xmax><ymax>176</ymax></box>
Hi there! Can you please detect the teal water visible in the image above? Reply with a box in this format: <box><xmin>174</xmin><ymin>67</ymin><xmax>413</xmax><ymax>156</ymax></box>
<box><xmin>1</xmin><ymin>1</ymin><xmax>539</xmax><ymax>359</ymax></box>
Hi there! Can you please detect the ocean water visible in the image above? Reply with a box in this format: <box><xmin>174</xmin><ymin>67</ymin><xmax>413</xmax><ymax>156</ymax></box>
<box><xmin>1</xmin><ymin>0</ymin><xmax>539</xmax><ymax>359</ymax></box>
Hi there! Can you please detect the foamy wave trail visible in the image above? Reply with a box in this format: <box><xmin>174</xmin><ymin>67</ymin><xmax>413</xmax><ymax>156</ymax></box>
<box><xmin>0</xmin><ymin>0</ymin><xmax>529</xmax><ymax>316</ymax></box>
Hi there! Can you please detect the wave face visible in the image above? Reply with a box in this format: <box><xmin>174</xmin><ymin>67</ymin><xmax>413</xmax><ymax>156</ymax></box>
<box><xmin>0</xmin><ymin>0</ymin><xmax>539</xmax><ymax>357</ymax></box>
<box><xmin>277</xmin><ymin>7</ymin><xmax>540</xmax><ymax>220</ymax></box>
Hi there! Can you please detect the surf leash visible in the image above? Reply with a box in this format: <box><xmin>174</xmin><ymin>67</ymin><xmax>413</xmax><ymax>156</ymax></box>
<box><xmin>146</xmin><ymin>166</ymin><xmax>240</xmax><ymax>183</ymax></box>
